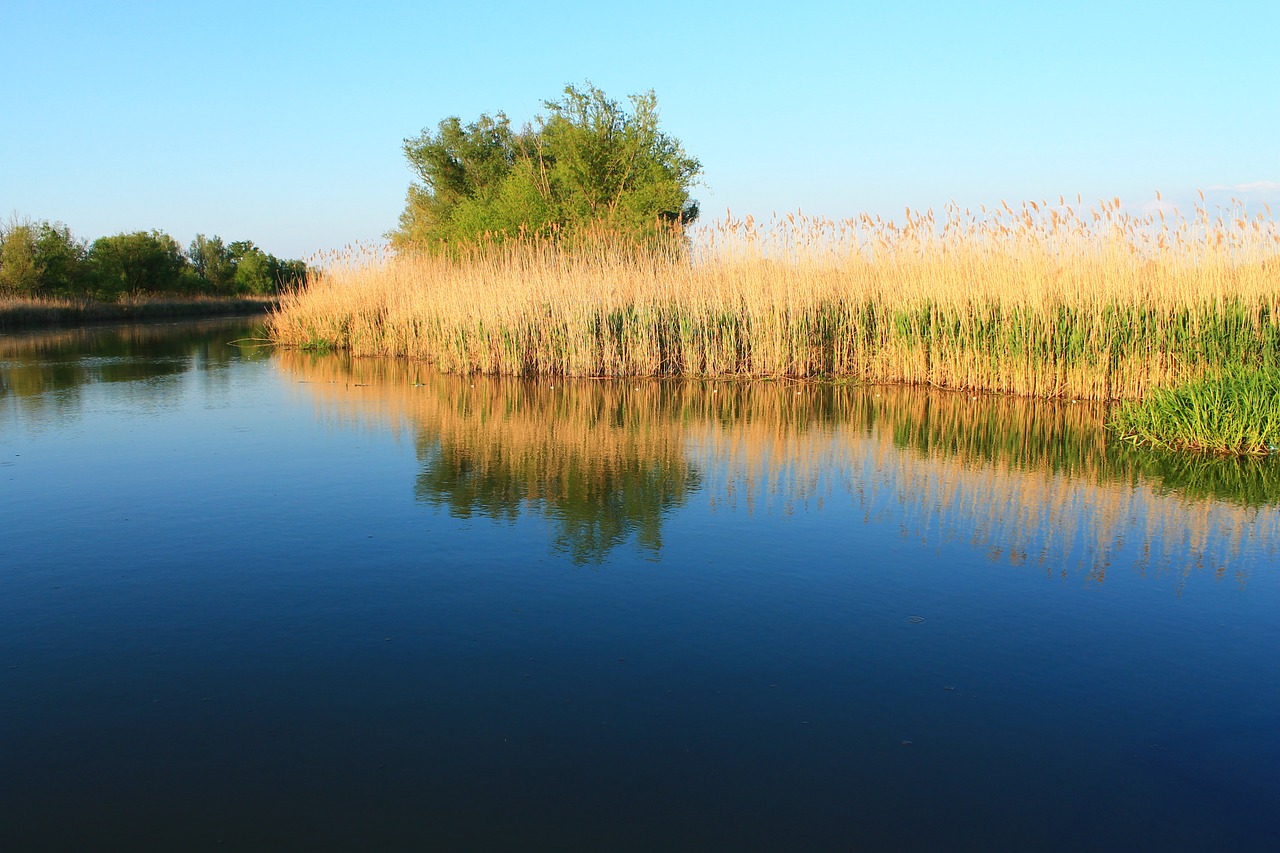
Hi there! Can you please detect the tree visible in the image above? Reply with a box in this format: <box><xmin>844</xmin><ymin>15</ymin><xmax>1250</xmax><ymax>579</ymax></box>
<box><xmin>0</xmin><ymin>218</ymin><xmax>41</xmax><ymax>295</ymax></box>
<box><xmin>33</xmin><ymin>222</ymin><xmax>89</xmax><ymax>295</ymax></box>
<box><xmin>2</xmin><ymin>216</ymin><xmax>305</xmax><ymax>300</ymax></box>
<box><xmin>231</xmin><ymin>243</ymin><xmax>275</xmax><ymax>294</ymax></box>
<box><xmin>226</xmin><ymin>240</ymin><xmax>305</xmax><ymax>294</ymax></box>
<box><xmin>274</xmin><ymin>258</ymin><xmax>308</xmax><ymax>289</ymax></box>
<box><xmin>0</xmin><ymin>218</ymin><xmax>88</xmax><ymax>296</ymax></box>
<box><xmin>392</xmin><ymin>83</ymin><xmax>701</xmax><ymax>251</ymax></box>
<box><xmin>189</xmin><ymin>234</ymin><xmax>236</xmax><ymax>294</ymax></box>
<box><xmin>537</xmin><ymin>85</ymin><xmax>701</xmax><ymax>236</ymax></box>
<box><xmin>87</xmin><ymin>231</ymin><xmax>189</xmax><ymax>296</ymax></box>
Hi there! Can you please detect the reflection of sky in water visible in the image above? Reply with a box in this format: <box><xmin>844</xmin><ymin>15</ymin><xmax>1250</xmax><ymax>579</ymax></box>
<box><xmin>282</xmin><ymin>351</ymin><xmax>1280</xmax><ymax>583</ymax></box>
<box><xmin>4</xmin><ymin>324</ymin><xmax>1278</xmax><ymax>583</ymax></box>
<box><xmin>0</xmin><ymin>320</ymin><xmax>271</xmax><ymax>432</ymax></box>
<box><xmin>692</xmin><ymin>423</ymin><xmax>1276</xmax><ymax>589</ymax></box>
<box><xmin>3</xmin><ymin>322</ymin><xmax>1279</xmax><ymax>851</ymax></box>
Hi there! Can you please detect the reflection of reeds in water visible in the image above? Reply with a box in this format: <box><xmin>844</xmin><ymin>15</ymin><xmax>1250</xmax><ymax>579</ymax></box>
<box><xmin>281</xmin><ymin>351</ymin><xmax>699</xmax><ymax>564</ymax></box>
<box><xmin>279</xmin><ymin>352</ymin><xmax>1280</xmax><ymax>583</ymax></box>
<box><xmin>682</xmin><ymin>389</ymin><xmax>1279</xmax><ymax>588</ymax></box>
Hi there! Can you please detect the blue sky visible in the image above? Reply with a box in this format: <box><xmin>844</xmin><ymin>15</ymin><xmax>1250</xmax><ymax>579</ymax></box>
<box><xmin>2</xmin><ymin>0</ymin><xmax>1277</xmax><ymax>259</ymax></box>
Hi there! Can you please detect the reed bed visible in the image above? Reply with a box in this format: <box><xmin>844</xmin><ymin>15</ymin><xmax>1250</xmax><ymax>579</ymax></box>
<box><xmin>279</xmin><ymin>352</ymin><xmax>1280</xmax><ymax>579</ymax></box>
<box><xmin>271</xmin><ymin>196</ymin><xmax>1280</xmax><ymax>400</ymax></box>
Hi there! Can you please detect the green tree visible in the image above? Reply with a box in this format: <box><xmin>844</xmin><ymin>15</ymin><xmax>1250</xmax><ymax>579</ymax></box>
<box><xmin>392</xmin><ymin>82</ymin><xmax>701</xmax><ymax>251</ymax></box>
<box><xmin>396</xmin><ymin>113</ymin><xmax>520</xmax><ymax>245</ymax></box>
<box><xmin>537</xmin><ymin>84</ymin><xmax>701</xmax><ymax>236</ymax></box>
<box><xmin>3</xmin><ymin>217</ymin><xmax>304</xmax><ymax>300</ymax></box>
<box><xmin>231</xmin><ymin>243</ymin><xmax>276</xmax><ymax>294</ymax></box>
<box><xmin>0</xmin><ymin>218</ymin><xmax>89</xmax><ymax>296</ymax></box>
<box><xmin>87</xmin><ymin>231</ymin><xmax>189</xmax><ymax>296</ymax></box>
<box><xmin>0</xmin><ymin>218</ymin><xmax>41</xmax><ymax>295</ymax></box>
<box><xmin>33</xmin><ymin>222</ymin><xmax>89</xmax><ymax>295</ymax></box>
<box><xmin>189</xmin><ymin>234</ymin><xmax>237</xmax><ymax>293</ymax></box>
<box><xmin>228</xmin><ymin>240</ymin><xmax>304</xmax><ymax>294</ymax></box>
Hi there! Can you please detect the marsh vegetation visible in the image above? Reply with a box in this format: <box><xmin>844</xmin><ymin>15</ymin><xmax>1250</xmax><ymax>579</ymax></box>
<box><xmin>1109</xmin><ymin>366</ymin><xmax>1280</xmax><ymax>455</ymax></box>
<box><xmin>272</xmin><ymin>195</ymin><xmax>1280</xmax><ymax>407</ymax></box>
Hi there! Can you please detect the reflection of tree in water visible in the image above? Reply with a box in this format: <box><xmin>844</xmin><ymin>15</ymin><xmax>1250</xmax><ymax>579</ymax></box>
<box><xmin>281</xmin><ymin>351</ymin><xmax>1280</xmax><ymax>584</ymax></box>
<box><xmin>409</xmin><ymin>384</ymin><xmax>706</xmax><ymax>560</ymax></box>
<box><xmin>0</xmin><ymin>319</ymin><xmax>268</xmax><ymax>425</ymax></box>
<box><xmin>416</xmin><ymin>441</ymin><xmax>696</xmax><ymax>564</ymax></box>
<box><xmin>406</xmin><ymin>380</ymin><xmax>701</xmax><ymax>564</ymax></box>
<box><xmin>281</xmin><ymin>353</ymin><xmax>699</xmax><ymax>564</ymax></box>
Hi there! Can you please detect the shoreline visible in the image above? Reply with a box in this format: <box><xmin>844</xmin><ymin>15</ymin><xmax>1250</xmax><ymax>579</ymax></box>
<box><xmin>0</xmin><ymin>295</ymin><xmax>279</xmax><ymax>331</ymax></box>
<box><xmin>270</xmin><ymin>203</ymin><xmax>1280</xmax><ymax>404</ymax></box>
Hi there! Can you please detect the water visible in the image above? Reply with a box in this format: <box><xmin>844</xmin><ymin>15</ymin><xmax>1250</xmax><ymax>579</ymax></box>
<box><xmin>3</xmin><ymin>319</ymin><xmax>1278</xmax><ymax>851</ymax></box>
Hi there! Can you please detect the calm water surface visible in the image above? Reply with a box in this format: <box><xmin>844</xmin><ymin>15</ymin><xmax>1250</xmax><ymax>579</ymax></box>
<box><xmin>3</xmin><ymin>319</ymin><xmax>1279</xmax><ymax>851</ymax></box>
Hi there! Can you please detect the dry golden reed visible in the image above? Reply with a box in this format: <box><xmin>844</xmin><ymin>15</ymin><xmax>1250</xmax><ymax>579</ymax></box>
<box><xmin>270</xmin><ymin>197</ymin><xmax>1280</xmax><ymax>400</ymax></box>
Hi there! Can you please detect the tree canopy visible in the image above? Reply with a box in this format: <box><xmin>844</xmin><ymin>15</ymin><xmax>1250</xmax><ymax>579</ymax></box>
<box><xmin>0</xmin><ymin>217</ymin><xmax>306</xmax><ymax>299</ymax></box>
<box><xmin>392</xmin><ymin>83</ymin><xmax>701</xmax><ymax>250</ymax></box>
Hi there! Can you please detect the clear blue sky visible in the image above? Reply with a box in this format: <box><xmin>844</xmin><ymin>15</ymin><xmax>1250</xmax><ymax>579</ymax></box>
<box><xmin>2</xmin><ymin>0</ymin><xmax>1277</xmax><ymax>259</ymax></box>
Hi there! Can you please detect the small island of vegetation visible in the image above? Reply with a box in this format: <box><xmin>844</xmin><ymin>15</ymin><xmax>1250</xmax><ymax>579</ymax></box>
<box><xmin>267</xmin><ymin>83</ymin><xmax>1280</xmax><ymax>458</ymax></box>
<box><xmin>8</xmin><ymin>82</ymin><xmax>1270</xmax><ymax>458</ymax></box>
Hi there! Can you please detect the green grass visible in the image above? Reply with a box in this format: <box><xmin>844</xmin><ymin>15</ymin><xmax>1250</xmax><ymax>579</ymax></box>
<box><xmin>1107</xmin><ymin>366</ymin><xmax>1280</xmax><ymax>455</ymax></box>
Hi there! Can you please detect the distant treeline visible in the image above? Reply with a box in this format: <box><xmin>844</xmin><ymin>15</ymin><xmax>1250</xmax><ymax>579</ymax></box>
<box><xmin>0</xmin><ymin>217</ymin><xmax>307</xmax><ymax>300</ymax></box>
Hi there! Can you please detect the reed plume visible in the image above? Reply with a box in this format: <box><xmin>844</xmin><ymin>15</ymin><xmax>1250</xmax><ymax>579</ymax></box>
<box><xmin>271</xmin><ymin>197</ymin><xmax>1280</xmax><ymax>401</ymax></box>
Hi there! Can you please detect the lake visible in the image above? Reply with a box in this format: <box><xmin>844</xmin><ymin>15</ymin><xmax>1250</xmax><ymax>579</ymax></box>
<box><xmin>3</xmin><ymin>318</ymin><xmax>1278</xmax><ymax>851</ymax></box>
